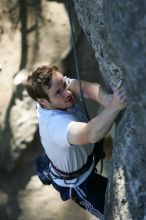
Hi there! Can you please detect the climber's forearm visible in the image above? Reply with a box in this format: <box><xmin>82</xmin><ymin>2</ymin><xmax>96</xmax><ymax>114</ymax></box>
<box><xmin>68</xmin><ymin>79</ymin><xmax>127</xmax><ymax>145</ymax></box>
<box><xmin>69</xmin><ymin>79</ymin><xmax>112</xmax><ymax>107</ymax></box>
<box><xmin>67</xmin><ymin>103</ymin><xmax>120</xmax><ymax>145</ymax></box>
<box><xmin>85</xmin><ymin>103</ymin><xmax>119</xmax><ymax>143</ymax></box>
<box><xmin>96</xmin><ymin>86</ymin><xmax>113</xmax><ymax>107</ymax></box>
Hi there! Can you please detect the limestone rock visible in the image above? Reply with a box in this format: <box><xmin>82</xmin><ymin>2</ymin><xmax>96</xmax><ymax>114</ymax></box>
<box><xmin>74</xmin><ymin>1</ymin><xmax>146</xmax><ymax>219</ymax></box>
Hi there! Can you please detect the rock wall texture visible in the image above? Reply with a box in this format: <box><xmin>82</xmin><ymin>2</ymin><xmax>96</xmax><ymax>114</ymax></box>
<box><xmin>75</xmin><ymin>0</ymin><xmax>146</xmax><ymax>219</ymax></box>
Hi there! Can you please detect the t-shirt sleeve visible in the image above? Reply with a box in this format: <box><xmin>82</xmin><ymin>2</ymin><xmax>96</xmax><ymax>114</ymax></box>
<box><xmin>48</xmin><ymin>114</ymin><xmax>76</xmax><ymax>148</ymax></box>
<box><xmin>64</xmin><ymin>76</ymin><xmax>75</xmax><ymax>87</ymax></box>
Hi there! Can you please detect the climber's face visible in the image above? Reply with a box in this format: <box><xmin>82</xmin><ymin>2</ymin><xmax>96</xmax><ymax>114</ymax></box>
<box><xmin>39</xmin><ymin>71</ymin><xmax>75</xmax><ymax>110</ymax></box>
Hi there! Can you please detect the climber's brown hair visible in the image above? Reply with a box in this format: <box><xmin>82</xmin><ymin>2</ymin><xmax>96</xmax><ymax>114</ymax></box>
<box><xmin>26</xmin><ymin>65</ymin><xmax>59</xmax><ymax>101</ymax></box>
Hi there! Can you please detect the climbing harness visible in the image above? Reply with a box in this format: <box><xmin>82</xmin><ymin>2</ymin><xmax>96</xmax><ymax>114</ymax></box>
<box><xmin>35</xmin><ymin>151</ymin><xmax>95</xmax><ymax>185</ymax></box>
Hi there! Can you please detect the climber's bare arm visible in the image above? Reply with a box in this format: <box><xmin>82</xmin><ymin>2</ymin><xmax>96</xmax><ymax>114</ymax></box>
<box><xmin>69</xmin><ymin>79</ymin><xmax>112</xmax><ymax>107</ymax></box>
<box><xmin>67</xmin><ymin>82</ymin><xmax>127</xmax><ymax>145</ymax></box>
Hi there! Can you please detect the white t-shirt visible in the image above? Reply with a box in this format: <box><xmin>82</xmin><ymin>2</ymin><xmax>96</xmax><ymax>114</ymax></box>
<box><xmin>37</xmin><ymin>77</ymin><xmax>94</xmax><ymax>173</ymax></box>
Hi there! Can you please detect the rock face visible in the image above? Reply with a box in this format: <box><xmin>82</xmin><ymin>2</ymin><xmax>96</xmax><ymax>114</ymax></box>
<box><xmin>75</xmin><ymin>0</ymin><xmax>146</xmax><ymax>219</ymax></box>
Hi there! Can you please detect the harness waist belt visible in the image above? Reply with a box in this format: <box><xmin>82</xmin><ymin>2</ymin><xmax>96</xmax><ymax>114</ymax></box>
<box><xmin>51</xmin><ymin>152</ymin><xmax>95</xmax><ymax>180</ymax></box>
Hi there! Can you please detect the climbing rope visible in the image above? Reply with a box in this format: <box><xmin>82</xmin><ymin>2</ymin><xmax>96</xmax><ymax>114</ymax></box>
<box><xmin>66</xmin><ymin>0</ymin><xmax>90</xmax><ymax>121</ymax></box>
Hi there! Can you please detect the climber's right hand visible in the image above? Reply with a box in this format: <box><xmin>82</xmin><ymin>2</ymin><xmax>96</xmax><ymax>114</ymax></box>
<box><xmin>111</xmin><ymin>80</ymin><xmax>127</xmax><ymax>111</ymax></box>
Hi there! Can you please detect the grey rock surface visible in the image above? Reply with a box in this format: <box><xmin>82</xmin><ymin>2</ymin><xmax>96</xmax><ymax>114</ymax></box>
<box><xmin>75</xmin><ymin>0</ymin><xmax>146</xmax><ymax>219</ymax></box>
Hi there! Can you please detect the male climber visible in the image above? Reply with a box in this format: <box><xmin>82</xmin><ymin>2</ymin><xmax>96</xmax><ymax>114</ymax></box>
<box><xmin>26</xmin><ymin>65</ymin><xmax>127</xmax><ymax>220</ymax></box>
